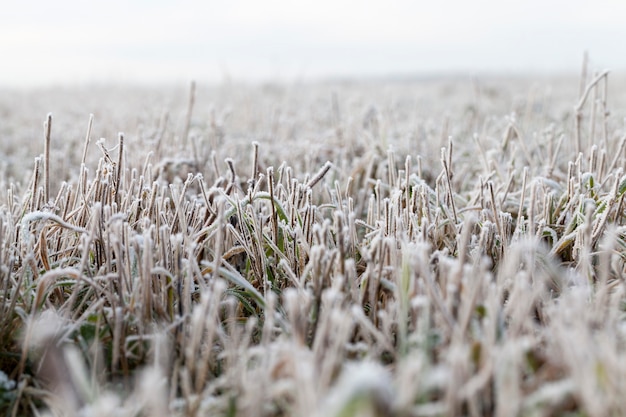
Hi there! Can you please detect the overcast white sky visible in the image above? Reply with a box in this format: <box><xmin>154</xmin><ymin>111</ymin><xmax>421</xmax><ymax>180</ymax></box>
<box><xmin>1</xmin><ymin>0</ymin><xmax>625</xmax><ymax>87</ymax></box>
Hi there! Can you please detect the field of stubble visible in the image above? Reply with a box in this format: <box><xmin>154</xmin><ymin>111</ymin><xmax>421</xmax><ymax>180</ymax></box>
<box><xmin>2</xmin><ymin>73</ymin><xmax>626</xmax><ymax>416</ymax></box>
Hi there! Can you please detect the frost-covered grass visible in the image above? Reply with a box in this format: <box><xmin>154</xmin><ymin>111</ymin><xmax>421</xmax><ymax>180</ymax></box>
<box><xmin>3</xmin><ymin>72</ymin><xmax>626</xmax><ymax>416</ymax></box>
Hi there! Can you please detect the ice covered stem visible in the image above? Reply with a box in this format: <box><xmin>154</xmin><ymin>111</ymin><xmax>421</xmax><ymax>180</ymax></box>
<box><xmin>306</xmin><ymin>161</ymin><xmax>333</xmax><ymax>189</ymax></box>
<box><xmin>43</xmin><ymin>113</ymin><xmax>52</xmax><ymax>204</ymax></box>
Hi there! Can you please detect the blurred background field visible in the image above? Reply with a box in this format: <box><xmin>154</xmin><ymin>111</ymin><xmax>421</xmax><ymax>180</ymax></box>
<box><xmin>3</xmin><ymin>72</ymin><xmax>626</xmax><ymax>192</ymax></box>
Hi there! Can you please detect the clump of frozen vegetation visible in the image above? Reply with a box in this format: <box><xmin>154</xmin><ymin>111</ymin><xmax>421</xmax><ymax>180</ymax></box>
<box><xmin>2</xmin><ymin>69</ymin><xmax>626</xmax><ymax>416</ymax></box>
